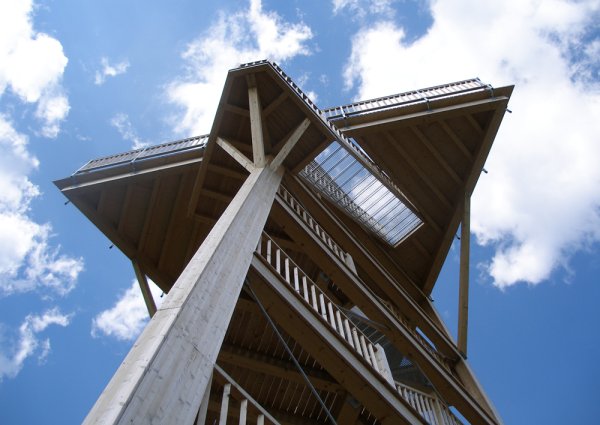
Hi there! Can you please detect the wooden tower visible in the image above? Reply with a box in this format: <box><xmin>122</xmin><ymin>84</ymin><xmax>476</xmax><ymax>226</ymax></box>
<box><xmin>55</xmin><ymin>61</ymin><xmax>513</xmax><ymax>425</ymax></box>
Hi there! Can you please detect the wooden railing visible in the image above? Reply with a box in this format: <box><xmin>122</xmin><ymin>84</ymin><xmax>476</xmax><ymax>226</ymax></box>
<box><xmin>209</xmin><ymin>365</ymin><xmax>281</xmax><ymax>425</ymax></box>
<box><xmin>396</xmin><ymin>382</ymin><xmax>464</xmax><ymax>425</ymax></box>
<box><xmin>276</xmin><ymin>185</ymin><xmax>453</xmax><ymax>373</ymax></box>
<box><xmin>255</xmin><ymin>233</ymin><xmax>383</xmax><ymax>375</ymax></box>
<box><xmin>277</xmin><ymin>186</ymin><xmax>349</xmax><ymax>264</ymax></box>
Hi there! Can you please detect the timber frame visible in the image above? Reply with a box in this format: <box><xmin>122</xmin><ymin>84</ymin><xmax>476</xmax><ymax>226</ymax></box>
<box><xmin>56</xmin><ymin>60</ymin><xmax>512</xmax><ymax>425</ymax></box>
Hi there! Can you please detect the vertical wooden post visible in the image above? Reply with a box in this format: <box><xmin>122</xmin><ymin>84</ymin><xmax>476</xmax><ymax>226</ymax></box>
<box><xmin>247</xmin><ymin>75</ymin><xmax>266</xmax><ymax>168</ymax></box>
<box><xmin>82</xmin><ymin>165</ymin><xmax>283</xmax><ymax>425</ymax></box>
<box><xmin>194</xmin><ymin>371</ymin><xmax>212</xmax><ymax>425</ymax></box>
<box><xmin>132</xmin><ymin>260</ymin><xmax>157</xmax><ymax>318</ymax></box>
<box><xmin>457</xmin><ymin>194</ymin><xmax>470</xmax><ymax>357</ymax></box>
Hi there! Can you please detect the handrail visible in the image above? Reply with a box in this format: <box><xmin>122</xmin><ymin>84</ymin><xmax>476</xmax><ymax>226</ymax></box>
<box><xmin>212</xmin><ymin>364</ymin><xmax>281</xmax><ymax>424</ymax></box>
<box><xmin>277</xmin><ymin>186</ymin><xmax>348</xmax><ymax>264</ymax></box>
<box><xmin>74</xmin><ymin>135</ymin><xmax>208</xmax><ymax>174</ymax></box>
<box><xmin>255</xmin><ymin>232</ymin><xmax>382</xmax><ymax>375</ymax></box>
<box><xmin>276</xmin><ymin>184</ymin><xmax>452</xmax><ymax>373</ymax></box>
<box><xmin>396</xmin><ymin>381</ymin><xmax>464</xmax><ymax>425</ymax></box>
<box><xmin>322</xmin><ymin>79</ymin><xmax>487</xmax><ymax>121</ymax></box>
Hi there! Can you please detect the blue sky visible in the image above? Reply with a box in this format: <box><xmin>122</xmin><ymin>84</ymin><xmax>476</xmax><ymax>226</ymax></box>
<box><xmin>0</xmin><ymin>0</ymin><xmax>598</xmax><ymax>424</ymax></box>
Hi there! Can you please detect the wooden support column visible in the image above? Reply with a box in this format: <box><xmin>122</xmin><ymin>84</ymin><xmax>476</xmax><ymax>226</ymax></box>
<box><xmin>132</xmin><ymin>260</ymin><xmax>157</xmax><ymax>318</ymax></box>
<box><xmin>82</xmin><ymin>164</ymin><xmax>283</xmax><ymax>425</ymax></box>
<box><xmin>248</xmin><ymin>75</ymin><xmax>266</xmax><ymax>167</ymax></box>
<box><xmin>457</xmin><ymin>194</ymin><xmax>470</xmax><ymax>357</ymax></box>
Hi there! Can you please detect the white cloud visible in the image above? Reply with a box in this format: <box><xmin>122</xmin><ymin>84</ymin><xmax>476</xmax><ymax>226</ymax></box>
<box><xmin>0</xmin><ymin>115</ymin><xmax>84</xmax><ymax>296</ymax></box>
<box><xmin>91</xmin><ymin>279</ymin><xmax>163</xmax><ymax>341</ymax></box>
<box><xmin>0</xmin><ymin>0</ymin><xmax>69</xmax><ymax>137</ymax></box>
<box><xmin>0</xmin><ymin>308</ymin><xmax>71</xmax><ymax>381</ymax></box>
<box><xmin>167</xmin><ymin>0</ymin><xmax>313</xmax><ymax>136</ymax></box>
<box><xmin>342</xmin><ymin>0</ymin><xmax>600</xmax><ymax>288</ymax></box>
<box><xmin>110</xmin><ymin>113</ymin><xmax>148</xmax><ymax>150</ymax></box>
<box><xmin>332</xmin><ymin>0</ymin><xmax>397</xmax><ymax>19</ymax></box>
<box><xmin>94</xmin><ymin>57</ymin><xmax>130</xmax><ymax>85</ymax></box>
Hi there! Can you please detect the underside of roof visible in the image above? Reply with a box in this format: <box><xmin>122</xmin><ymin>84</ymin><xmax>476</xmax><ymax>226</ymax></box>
<box><xmin>55</xmin><ymin>60</ymin><xmax>513</xmax><ymax>297</ymax></box>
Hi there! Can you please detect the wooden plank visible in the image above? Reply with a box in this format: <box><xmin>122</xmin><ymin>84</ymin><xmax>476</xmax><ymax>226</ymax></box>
<box><xmin>410</xmin><ymin>126</ymin><xmax>462</xmax><ymax>184</ymax></box>
<box><xmin>81</xmin><ymin>165</ymin><xmax>283</xmax><ymax>425</ymax></box>
<box><xmin>216</xmin><ymin>137</ymin><xmax>255</xmax><ymax>173</ymax></box>
<box><xmin>384</xmin><ymin>132</ymin><xmax>454</xmax><ymax>210</ymax></box>
<box><xmin>132</xmin><ymin>260</ymin><xmax>157</xmax><ymax>318</ymax></box>
<box><xmin>248</xmin><ymin>76</ymin><xmax>266</xmax><ymax>167</ymax></box>
<box><xmin>270</xmin><ymin>118</ymin><xmax>311</xmax><ymax>170</ymax></box>
<box><xmin>457</xmin><ymin>194</ymin><xmax>470</xmax><ymax>357</ymax></box>
<box><xmin>439</xmin><ymin>120</ymin><xmax>473</xmax><ymax>161</ymax></box>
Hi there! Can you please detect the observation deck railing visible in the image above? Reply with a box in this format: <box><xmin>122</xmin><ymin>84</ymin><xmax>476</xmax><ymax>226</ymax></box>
<box><xmin>74</xmin><ymin>135</ymin><xmax>208</xmax><ymax>174</ymax></box>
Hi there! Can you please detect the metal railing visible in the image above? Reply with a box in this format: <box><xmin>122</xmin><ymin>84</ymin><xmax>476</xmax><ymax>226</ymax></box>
<box><xmin>75</xmin><ymin>135</ymin><xmax>208</xmax><ymax>174</ymax></box>
<box><xmin>322</xmin><ymin>78</ymin><xmax>488</xmax><ymax>121</ymax></box>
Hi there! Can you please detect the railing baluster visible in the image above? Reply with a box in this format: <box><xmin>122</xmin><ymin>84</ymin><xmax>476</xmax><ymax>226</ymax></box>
<box><xmin>359</xmin><ymin>335</ymin><xmax>371</xmax><ymax>366</ymax></box>
<box><xmin>327</xmin><ymin>301</ymin><xmax>337</xmax><ymax>332</ymax></box>
<box><xmin>275</xmin><ymin>249</ymin><xmax>281</xmax><ymax>274</ymax></box>
<box><xmin>284</xmin><ymin>258</ymin><xmax>290</xmax><ymax>284</ymax></box>
<box><xmin>319</xmin><ymin>293</ymin><xmax>328</xmax><ymax>321</ymax></box>
<box><xmin>239</xmin><ymin>398</ymin><xmax>248</xmax><ymax>425</ymax></box>
<box><xmin>335</xmin><ymin>311</ymin><xmax>345</xmax><ymax>340</ymax></box>
<box><xmin>343</xmin><ymin>319</ymin><xmax>354</xmax><ymax>348</ymax></box>
<box><xmin>352</xmin><ymin>328</ymin><xmax>363</xmax><ymax>357</ymax></box>
<box><xmin>219</xmin><ymin>383</ymin><xmax>231</xmax><ymax>425</ymax></box>
<box><xmin>302</xmin><ymin>276</ymin><xmax>310</xmax><ymax>303</ymax></box>
<box><xmin>367</xmin><ymin>343</ymin><xmax>378</xmax><ymax>373</ymax></box>
<box><xmin>293</xmin><ymin>267</ymin><xmax>300</xmax><ymax>292</ymax></box>
<box><xmin>310</xmin><ymin>285</ymin><xmax>319</xmax><ymax>312</ymax></box>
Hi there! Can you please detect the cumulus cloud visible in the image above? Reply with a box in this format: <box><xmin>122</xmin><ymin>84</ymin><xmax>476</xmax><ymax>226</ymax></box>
<box><xmin>94</xmin><ymin>57</ymin><xmax>130</xmax><ymax>85</ymax></box>
<box><xmin>341</xmin><ymin>0</ymin><xmax>600</xmax><ymax>287</ymax></box>
<box><xmin>92</xmin><ymin>279</ymin><xmax>163</xmax><ymax>341</ymax></box>
<box><xmin>110</xmin><ymin>113</ymin><xmax>148</xmax><ymax>150</ymax></box>
<box><xmin>167</xmin><ymin>0</ymin><xmax>313</xmax><ymax>136</ymax></box>
<box><xmin>0</xmin><ymin>0</ymin><xmax>69</xmax><ymax>137</ymax></box>
<box><xmin>332</xmin><ymin>0</ymin><xmax>398</xmax><ymax>19</ymax></box>
<box><xmin>0</xmin><ymin>308</ymin><xmax>71</xmax><ymax>381</ymax></box>
<box><xmin>0</xmin><ymin>115</ymin><xmax>83</xmax><ymax>296</ymax></box>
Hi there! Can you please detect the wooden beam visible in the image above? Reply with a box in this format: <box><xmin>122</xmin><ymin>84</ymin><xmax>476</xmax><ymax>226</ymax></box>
<box><xmin>224</xmin><ymin>103</ymin><xmax>250</xmax><ymax>118</ymax></box>
<box><xmin>158</xmin><ymin>174</ymin><xmax>187</xmax><ymax>270</ymax></box>
<box><xmin>439</xmin><ymin>120</ymin><xmax>473</xmax><ymax>161</ymax></box>
<box><xmin>262</xmin><ymin>91</ymin><xmax>288</xmax><ymax>118</ymax></box>
<box><xmin>116</xmin><ymin>184</ymin><xmax>134</xmax><ymax>235</ymax></box>
<box><xmin>207</xmin><ymin>163</ymin><xmax>247</xmax><ymax>180</ymax></box>
<box><xmin>217</xmin><ymin>344</ymin><xmax>340</xmax><ymax>393</ymax></box>
<box><xmin>270</xmin><ymin>118</ymin><xmax>311</xmax><ymax>170</ymax></box>
<box><xmin>202</xmin><ymin>188</ymin><xmax>234</xmax><ymax>203</ymax></box>
<box><xmin>291</xmin><ymin>136</ymin><xmax>330</xmax><ymax>174</ymax></box>
<box><xmin>384</xmin><ymin>132</ymin><xmax>454</xmax><ymax>211</ymax></box>
<box><xmin>132</xmin><ymin>260</ymin><xmax>157</xmax><ymax>317</ymax></box>
<box><xmin>457</xmin><ymin>194</ymin><xmax>470</xmax><ymax>357</ymax></box>
<box><xmin>81</xmin><ymin>165</ymin><xmax>284</xmax><ymax>425</ymax></box>
<box><xmin>422</xmin><ymin>99</ymin><xmax>509</xmax><ymax>294</ymax></box>
<box><xmin>248</xmin><ymin>260</ymin><xmax>425</xmax><ymax>425</ymax></box>
<box><xmin>410</xmin><ymin>126</ymin><xmax>462</xmax><ymax>184</ymax></box>
<box><xmin>247</xmin><ymin>75</ymin><xmax>266</xmax><ymax>167</ymax></box>
<box><xmin>138</xmin><ymin>178</ymin><xmax>161</xmax><ymax>255</ymax></box>
<box><xmin>216</xmin><ymin>137</ymin><xmax>255</xmax><ymax>173</ymax></box>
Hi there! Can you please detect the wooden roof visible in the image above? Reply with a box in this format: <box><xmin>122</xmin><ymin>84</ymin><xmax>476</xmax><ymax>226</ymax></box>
<box><xmin>55</xmin><ymin>61</ymin><xmax>513</xmax><ymax>296</ymax></box>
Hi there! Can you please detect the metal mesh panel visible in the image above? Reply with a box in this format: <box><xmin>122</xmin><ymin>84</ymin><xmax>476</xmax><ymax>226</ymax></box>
<box><xmin>299</xmin><ymin>141</ymin><xmax>422</xmax><ymax>246</ymax></box>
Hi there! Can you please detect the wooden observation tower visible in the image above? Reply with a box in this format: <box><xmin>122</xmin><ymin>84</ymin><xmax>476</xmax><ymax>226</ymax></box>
<box><xmin>56</xmin><ymin>61</ymin><xmax>512</xmax><ymax>425</ymax></box>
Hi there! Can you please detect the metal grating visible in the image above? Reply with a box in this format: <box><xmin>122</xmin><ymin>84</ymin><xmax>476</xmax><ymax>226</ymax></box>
<box><xmin>299</xmin><ymin>141</ymin><xmax>422</xmax><ymax>246</ymax></box>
